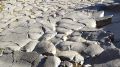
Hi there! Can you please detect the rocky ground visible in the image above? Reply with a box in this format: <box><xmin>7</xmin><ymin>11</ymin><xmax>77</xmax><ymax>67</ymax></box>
<box><xmin>0</xmin><ymin>0</ymin><xmax>120</xmax><ymax>67</ymax></box>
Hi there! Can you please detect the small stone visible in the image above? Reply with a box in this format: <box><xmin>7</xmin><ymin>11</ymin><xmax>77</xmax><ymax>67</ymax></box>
<box><xmin>44</xmin><ymin>56</ymin><xmax>61</xmax><ymax>67</ymax></box>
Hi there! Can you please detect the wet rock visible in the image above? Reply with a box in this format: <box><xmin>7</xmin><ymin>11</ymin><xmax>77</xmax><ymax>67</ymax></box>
<box><xmin>81</xmin><ymin>30</ymin><xmax>114</xmax><ymax>42</ymax></box>
<box><xmin>50</xmin><ymin>37</ymin><xmax>63</xmax><ymax>46</ymax></box>
<box><xmin>105</xmin><ymin>3</ymin><xmax>120</xmax><ymax>11</ymax></box>
<box><xmin>95</xmin><ymin>15</ymin><xmax>113</xmax><ymax>28</ymax></box>
<box><xmin>35</xmin><ymin>41</ymin><xmax>56</xmax><ymax>55</ymax></box>
<box><xmin>44</xmin><ymin>56</ymin><xmax>61</xmax><ymax>67</ymax></box>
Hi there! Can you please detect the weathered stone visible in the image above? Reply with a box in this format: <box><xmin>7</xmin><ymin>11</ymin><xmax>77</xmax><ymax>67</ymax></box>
<box><xmin>59</xmin><ymin>61</ymin><xmax>73</xmax><ymax>67</ymax></box>
<box><xmin>28</xmin><ymin>33</ymin><xmax>43</xmax><ymax>40</ymax></box>
<box><xmin>78</xmin><ymin>19</ymin><xmax>96</xmax><ymax>28</ymax></box>
<box><xmin>68</xmin><ymin>36</ymin><xmax>86</xmax><ymax>42</ymax></box>
<box><xmin>81</xmin><ymin>30</ymin><xmax>114</xmax><ymax>42</ymax></box>
<box><xmin>57</xmin><ymin>41</ymin><xmax>86</xmax><ymax>53</ymax></box>
<box><xmin>57</xmin><ymin>51</ymin><xmax>84</xmax><ymax>64</ymax></box>
<box><xmin>35</xmin><ymin>41</ymin><xmax>56</xmax><ymax>55</ymax></box>
<box><xmin>0</xmin><ymin>41</ymin><xmax>21</xmax><ymax>51</ymax></box>
<box><xmin>58</xmin><ymin>22</ymin><xmax>85</xmax><ymax>31</ymax></box>
<box><xmin>0</xmin><ymin>54</ymin><xmax>13</xmax><ymax>67</ymax></box>
<box><xmin>50</xmin><ymin>37</ymin><xmax>63</xmax><ymax>46</ymax></box>
<box><xmin>56</xmin><ymin>27</ymin><xmax>73</xmax><ymax>35</ymax></box>
<box><xmin>83</xmin><ymin>41</ymin><xmax>104</xmax><ymax>57</ymax></box>
<box><xmin>92</xmin><ymin>11</ymin><xmax>104</xmax><ymax>18</ymax></box>
<box><xmin>22</xmin><ymin>41</ymin><xmax>39</xmax><ymax>52</ymax></box>
<box><xmin>105</xmin><ymin>3</ymin><xmax>120</xmax><ymax>11</ymax></box>
<box><xmin>44</xmin><ymin>56</ymin><xmax>61</xmax><ymax>67</ymax></box>
<box><xmin>95</xmin><ymin>15</ymin><xmax>113</xmax><ymax>28</ymax></box>
<box><xmin>13</xmin><ymin>51</ymin><xmax>40</xmax><ymax>67</ymax></box>
<box><xmin>92</xmin><ymin>48</ymin><xmax>120</xmax><ymax>67</ymax></box>
<box><xmin>42</xmin><ymin>31</ymin><xmax>57</xmax><ymax>40</ymax></box>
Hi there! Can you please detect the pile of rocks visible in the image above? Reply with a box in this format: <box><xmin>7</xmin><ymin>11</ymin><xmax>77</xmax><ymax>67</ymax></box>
<box><xmin>0</xmin><ymin>0</ymin><xmax>119</xmax><ymax>67</ymax></box>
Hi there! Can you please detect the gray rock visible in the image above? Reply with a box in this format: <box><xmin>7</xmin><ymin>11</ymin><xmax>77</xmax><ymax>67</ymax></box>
<box><xmin>59</xmin><ymin>61</ymin><xmax>73</xmax><ymax>67</ymax></box>
<box><xmin>13</xmin><ymin>51</ymin><xmax>40</xmax><ymax>67</ymax></box>
<box><xmin>44</xmin><ymin>56</ymin><xmax>61</xmax><ymax>67</ymax></box>
<box><xmin>28</xmin><ymin>33</ymin><xmax>43</xmax><ymax>40</ymax></box>
<box><xmin>56</xmin><ymin>27</ymin><xmax>73</xmax><ymax>35</ymax></box>
<box><xmin>83</xmin><ymin>41</ymin><xmax>104</xmax><ymax>57</ymax></box>
<box><xmin>58</xmin><ymin>22</ymin><xmax>85</xmax><ymax>31</ymax></box>
<box><xmin>50</xmin><ymin>37</ymin><xmax>63</xmax><ymax>46</ymax></box>
<box><xmin>0</xmin><ymin>32</ymin><xmax>31</xmax><ymax>48</ymax></box>
<box><xmin>56</xmin><ymin>41</ymin><xmax>86</xmax><ymax>53</ymax></box>
<box><xmin>81</xmin><ymin>30</ymin><xmax>114</xmax><ymax>42</ymax></box>
<box><xmin>0</xmin><ymin>51</ymin><xmax>40</xmax><ymax>67</ymax></box>
<box><xmin>68</xmin><ymin>36</ymin><xmax>86</xmax><ymax>42</ymax></box>
<box><xmin>0</xmin><ymin>54</ymin><xmax>13</xmax><ymax>67</ymax></box>
<box><xmin>78</xmin><ymin>19</ymin><xmax>96</xmax><ymax>28</ymax></box>
<box><xmin>41</xmin><ymin>31</ymin><xmax>57</xmax><ymax>41</ymax></box>
<box><xmin>81</xmin><ymin>30</ymin><xmax>115</xmax><ymax>49</ymax></box>
<box><xmin>22</xmin><ymin>41</ymin><xmax>39</xmax><ymax>52</ymax></box>
<box><xmin>95</xmin><ymin>15</ymin><xmax>113</xmax><ymax>28</ymax></box>
<box><xmin>57</xmin><ymin>51</ymin><xmax>84</xmax><ymax>64</ymax></box>
<box><xmin>0</xmin><ymin>41</ymin><xmax>21</xmax><ymax>51</ymax></box>
<box><xmin>35</xmin><ymin>41</ymin><xmax>56</xmax><ymax>55</ymax></box>
<box><xmin>57</xmin><ymin>18</ymin><xmax>75</xmax><ymax>25</ymax></box>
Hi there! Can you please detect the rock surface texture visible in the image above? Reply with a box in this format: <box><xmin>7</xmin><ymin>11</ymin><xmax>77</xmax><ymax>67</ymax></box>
<box><xmin>0</xmin><ymin>0</ymin><xmax>120</xmax><ymax>67</ymax></box>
